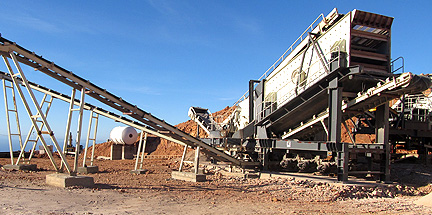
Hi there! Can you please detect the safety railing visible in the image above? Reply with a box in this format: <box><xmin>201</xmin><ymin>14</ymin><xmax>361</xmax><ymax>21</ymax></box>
<box><xmin>233</xmin><ymin>13</ymin><xmax>326</xmax><ymax>107</ymax></box>
<box><xmin>258</xmin><ymin>13</ymin><xmax>326</xmax><ymax>81</ymax></box>
<box><xmin>255</xmin><ymin>48</ymin><xmax>342</xmax><ymax>122</ymax></box>
<box><xmin>391</xmin><ymin>56</ymin><xmax>404</xmax><ymax>74</ymax></box>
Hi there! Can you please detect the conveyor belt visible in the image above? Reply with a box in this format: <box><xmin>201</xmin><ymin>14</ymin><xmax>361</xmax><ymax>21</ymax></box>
<box><xmin>282</xmin><ymin>72</ymin><xmax>431</xmax><ymax>139</ymax></box>
<box><xmin>0</xmin><ymin>37</ymin><xmax>257</xmax><ymax>168</ymax></box>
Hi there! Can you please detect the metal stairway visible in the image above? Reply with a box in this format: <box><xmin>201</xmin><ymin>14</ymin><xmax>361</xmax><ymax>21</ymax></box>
<box><xmin>0</xmin><ymin>36</ymin><xmax>258</xmax><ymax>169</ymax></box>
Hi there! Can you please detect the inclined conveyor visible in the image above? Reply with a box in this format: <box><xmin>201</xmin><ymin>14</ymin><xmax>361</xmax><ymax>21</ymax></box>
<box><xmin>0</xmin><ymin>36</ymin><xmax>259</xmax><ymax>170</ymax></box>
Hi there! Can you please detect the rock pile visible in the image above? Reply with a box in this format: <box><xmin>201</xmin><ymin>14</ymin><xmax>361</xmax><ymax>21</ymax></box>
<box><xmin>206</xmin><ymin>175</ymin><xmax>426</xmax><ymax>202</ymax></box>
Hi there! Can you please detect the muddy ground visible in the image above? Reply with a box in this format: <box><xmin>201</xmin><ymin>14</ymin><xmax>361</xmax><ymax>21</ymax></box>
<box><xmin>0</xmin><ymin>157</ymin><xmax>431</xmax><ymax>215</ymax></box>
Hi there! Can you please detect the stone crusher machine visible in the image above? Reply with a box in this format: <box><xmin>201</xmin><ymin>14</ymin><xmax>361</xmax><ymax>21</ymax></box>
<box><xmin>189</xmin><ymin>8</ymin><xmax>431</xmax><ymax>182</ymax></box>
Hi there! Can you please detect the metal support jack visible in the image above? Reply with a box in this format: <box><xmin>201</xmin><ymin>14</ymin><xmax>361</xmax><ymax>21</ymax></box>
<box><xmin>328</xmin><ymin>77</ymin><xmax>347</xmax><ymax>182</ymax></box>
<box><xmin>376</xmin><ymin>103</ymin><xmax>390</xmax><ymax>182</ymax></box>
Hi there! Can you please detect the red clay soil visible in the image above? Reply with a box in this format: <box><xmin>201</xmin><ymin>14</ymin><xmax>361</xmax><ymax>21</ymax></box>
<box><xmin>81</xmin><ymin>141</ymin><xmax>112</xmax><ymax>158</ymax></box>
<box><xmin>341</xmin><ymin>117</ymin><xmax>375</xmax><ymax>143</ymax></box>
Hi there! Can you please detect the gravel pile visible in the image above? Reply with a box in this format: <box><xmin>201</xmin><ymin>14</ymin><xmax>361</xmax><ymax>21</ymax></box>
<box><xmin>206</xmin><ymin>173</ymin><xmax>427</xmax><ymax>203</ymax></box>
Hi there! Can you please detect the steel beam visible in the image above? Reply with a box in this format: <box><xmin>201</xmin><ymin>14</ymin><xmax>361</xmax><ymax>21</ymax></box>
<box><xmin>375</xmin><ymin>103</ymin><xmax>390</xmax><ymax>182</ymax></box>
<box><xmin>73</xmin><ymin>88</ymin><xmax>86</xmax><ymax>172</ymax></box>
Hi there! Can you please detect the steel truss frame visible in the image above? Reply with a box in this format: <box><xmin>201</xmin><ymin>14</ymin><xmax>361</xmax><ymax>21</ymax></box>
<box><xmin>2</xmin><ymin>54</ymin><xmax>72</xmax><ymax>173</ymax></box>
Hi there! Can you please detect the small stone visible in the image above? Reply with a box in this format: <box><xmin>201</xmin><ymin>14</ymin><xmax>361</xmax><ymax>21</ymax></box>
<box><xmin>272</xmin><ymin>197</ymin><xmax>280</xmax><ymax>202</ymax></box>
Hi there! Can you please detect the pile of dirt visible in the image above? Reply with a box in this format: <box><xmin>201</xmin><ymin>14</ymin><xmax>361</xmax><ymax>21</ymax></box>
<box><xmin>81</xmin><ymin>141</ymin><xmax>112</xmax><ymax>158</ymax></box>
<box><xmin>211</xmin><ymin>106</ymin><xmax>236</xmax><ymax>123</ymax></box>
<box><xmin>175</xmin><ymin>120</ymin><xmax>207</xmax><ymax>139</ymax></box>
<box><xmin>149</xmin><ymin>138</ymin><xmax>185</xmax><ymax>156</ymax></box>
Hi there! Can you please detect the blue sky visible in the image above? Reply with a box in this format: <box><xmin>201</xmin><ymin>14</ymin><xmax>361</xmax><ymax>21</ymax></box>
<box><xmin>0</xmin><ymin>1</ymin><xmax>431</xmax><ymax>151</ymax></box>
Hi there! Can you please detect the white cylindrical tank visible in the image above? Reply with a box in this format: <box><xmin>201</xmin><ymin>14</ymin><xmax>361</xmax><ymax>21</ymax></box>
<box><xmin>109</xmin><ymin>126</ymin><xmax>138</xmax><ymax>145</ymax></box>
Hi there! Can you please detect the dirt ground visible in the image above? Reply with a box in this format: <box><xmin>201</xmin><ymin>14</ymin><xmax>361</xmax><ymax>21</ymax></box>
<box><xmin>0</xmin><ymin>157</ymin><xmax>431</xmax><ymax>215</ymax></box>
<box><xmin>1</xmin><ymin>106</ymin><xmax>431</xmax><ymax>214</ymax></box>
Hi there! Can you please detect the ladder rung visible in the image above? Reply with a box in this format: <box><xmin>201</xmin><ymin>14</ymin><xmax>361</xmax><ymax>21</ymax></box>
<box><xmin>12</xmin><ymin>73</ymin><xmax>21</xmax><ymax>77</ymax></box>
<box><xmin>10</xmin><ymin>133</ymin><xmax>21</xmax><ymax>136</ymax></box>
<box><xmin>88</xmin><ymin>138</ymin><xmax>96</xmax><ymax>141</ymax></box>
<box><xmin>40</xmin><ymin>131</ymin><xmax>50</xmax><ymax>134</ymax></box>
<box><xmin>5</xmin><ymin>85</ymin><xmax>14</xmax><ymax>89</ymax></box>
<box><xmin>31</xmin><ymin>115</ymin><xmax>40</xmax><ymax>119</ymax></box>
<box><xmin>71</xmin><ymin>108</ymin><xmax>81</xmax><ymax>111</ymax></box>
<box><xmin>7</xmin><ymin>109</ymin><xmax>17</xmax><ymax>112</ymax></box>
<box><xmin>27</xmin><ymin>140</ymin><xmax>37</xmax><ymax>142</ymax></box>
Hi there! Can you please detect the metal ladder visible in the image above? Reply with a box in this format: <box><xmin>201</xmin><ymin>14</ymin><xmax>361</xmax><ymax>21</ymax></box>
<box><xmin>82</xmin><ymin>110</ymin><xmax>100</xmax><ymax>167</ymax></box>
<box><xmin>60</xmin><ymin>88</ymin><xmax>86</xmax><ymax>173</ymax></box>
<box><xmin>2</xmin><ymin>79</ymin><xmax>23</xmax><ymax>164</ymax></box>
<box><xmin>134</xmin><ymin>131</ymin><xmax>148</xmax><ymax>171</ymax></box>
